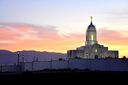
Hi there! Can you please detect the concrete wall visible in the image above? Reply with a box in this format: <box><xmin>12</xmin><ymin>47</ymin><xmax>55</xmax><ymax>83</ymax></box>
<box><xmin>69</xmin><ymin>59</ymin><xmax>87</xmax><ymax>70</ymax></box>
<box><xmin>52</xmin><ymin>60</ymin><xmax>68</xmax><ymax>69</ymax></box>
<box><xmin>22</xmin><ymin>62</ymin><xmax>33</xmax><ymax>71</ymax></box>
<box><xmin>86</xmin><ymin>59</ymin><xmax>110</xmax><ymax>71</ymax></box>
<box><xmin>109</xmin><ymin>59</ymin><xmax>128</xmax><ymax>71</ymax></box>
<box><xmin>33</xmin><ymin>61</ymin><xmax>50</xmax><ymax>71</ymax></box>
<box><xmin>66</xmin><ymin>59</ymin><xmax>128</xmax><ymax>71</ymax></box>
<box><xmin>0</xmin><ymin>65</ymin><xmax>20</xmax><ymax>72</ymax></box>
<box><xmin>1</xmin><ymin>59</ymin><xmax>128</xmax><ymax>72</ymax></box>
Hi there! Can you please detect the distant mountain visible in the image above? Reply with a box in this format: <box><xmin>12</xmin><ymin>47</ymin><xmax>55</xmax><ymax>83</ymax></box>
<box><xmin>0</xmin><ymin>50</ymin><xmax>67</xmax><ymax>64</ymax></box>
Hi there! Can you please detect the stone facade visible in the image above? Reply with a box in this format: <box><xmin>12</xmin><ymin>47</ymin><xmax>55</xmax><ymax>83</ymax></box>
<box><xmin>67</xmin><ymin>44</ymin><xmax>118</xmax><ymax>59</ymax></box>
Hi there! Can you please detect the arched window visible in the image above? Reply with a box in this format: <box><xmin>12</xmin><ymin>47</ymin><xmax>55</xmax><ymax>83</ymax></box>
<box><xmin>95</xmin><ymin>55</ymin><xmax>98</xmax><ymax>59</ymax></box>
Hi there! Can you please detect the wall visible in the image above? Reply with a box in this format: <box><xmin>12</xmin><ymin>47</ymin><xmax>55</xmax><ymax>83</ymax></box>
<box><xmin>69</xmin><ymin>59</ymin><xmax>87</xmax><ymax>70</ymax></box>
<box><xmin>52</xmin><ymin>60</ymin><xmax>68</xmax><ymax>69</ymax></box>
<box><xmin>0</xmin><ymin>65</ymin><xmax>20</xmax><ymax>72</ymax></box>
<box><xmin>1</xmin><ymin>58</ymin><xmax>128</xmax><ymax>72</ymax></box>
<box><xmin>22</xmin><ymin>62</ymin><xmax>33</xmax><ymax>71</ymax></box>
<box><xmin>33</xmin><ymin>61</ymin><xmax>51</xmax><ymax>71</ymax></box>
<box><xmin>109</xmin><ymin>59</ymin><xmax>128</xmax><ymax>71</ymax></box>
<box><xmin>21</xmin><ymin>59</ymin><xmax>128</xmax><ymax>71</ymax></box>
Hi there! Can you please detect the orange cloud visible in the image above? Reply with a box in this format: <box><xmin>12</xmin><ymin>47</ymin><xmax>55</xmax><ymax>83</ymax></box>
<box><xmin>0</xmin><ymin>23</ymin><xmax>64</xmax><ymax>52</ymax></box>
<box><xmin>0</xmin><ymin>23</ymin><xmax>127</xmax><ymax>58</ymax></box>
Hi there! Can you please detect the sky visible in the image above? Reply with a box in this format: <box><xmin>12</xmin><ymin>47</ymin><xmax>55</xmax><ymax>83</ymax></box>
<box><xmin>0</xmin><ymin>0</ymin><xmax>128</xmax><ymax>58</ymax></box>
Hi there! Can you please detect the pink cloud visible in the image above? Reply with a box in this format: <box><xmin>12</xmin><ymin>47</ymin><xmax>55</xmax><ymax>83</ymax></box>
<box><xmin>0</xmin><ymin>23</ymin><xmax>128</xmax><ymax>57</ymax></box>
<box><xmin>0</xmin><ymin>23</ymin><xmax>62</xmax><ymax>43</ymax></box>
<box><xmin>0</xmin><ymin>27</ymin><xmax>19</xmax><ymax>41</ymax></box>
<box><xmin>61</xmin><ymin>28</ymin><xmax>128</xmax><ymax>44</ymax></box>
<box><xmin>0</xmin><ymin>23</ymin><xmax>66</xmax><ymax>52</ymax></box>
<box><xmin>98</xmin><ymin>28</ymin><xmax>128</xmax><ymax>44</ymax></box>
<box><xmin>62</xmin><ymin>33</ymin><xmax>84</xmax><ymax>41</ymax></box>
<box><xmin>0</xmin><ymin>24</ymin><xmax>127</xmax><ymax>45</ymax></box>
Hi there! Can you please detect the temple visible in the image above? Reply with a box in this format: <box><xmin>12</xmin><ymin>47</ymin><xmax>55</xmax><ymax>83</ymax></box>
<box><xmin>67</xmin><ymin>17</ymin><xmax>118</xmax><ymax>59</ymax></box>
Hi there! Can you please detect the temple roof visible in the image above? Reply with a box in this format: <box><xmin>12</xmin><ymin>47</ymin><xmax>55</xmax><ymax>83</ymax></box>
<box><xmin>87</xmin><ymin>16</ymin><xmax>96</xmax><ymax>31</ymax></box>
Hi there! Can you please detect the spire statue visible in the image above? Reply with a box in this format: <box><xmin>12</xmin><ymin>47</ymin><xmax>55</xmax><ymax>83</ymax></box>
<box><xmin>90</xmin><ymin>16</ymin><xmax>92</xmax><ymax>22</ymax></box>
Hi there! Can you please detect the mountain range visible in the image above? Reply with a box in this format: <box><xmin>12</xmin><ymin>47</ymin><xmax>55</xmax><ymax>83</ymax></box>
<box><xmin>0</xmin><ymin>50</ymin><xmax>67</xmax><ymax>64</ymax></box>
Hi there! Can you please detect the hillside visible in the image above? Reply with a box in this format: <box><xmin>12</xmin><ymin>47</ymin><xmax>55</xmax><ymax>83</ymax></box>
<box><xmin>0</xmin><ymin>50</ymin><xmax>67</xmax><ymax>64</ymax></box>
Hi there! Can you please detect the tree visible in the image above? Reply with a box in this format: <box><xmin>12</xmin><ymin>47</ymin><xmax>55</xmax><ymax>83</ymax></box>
<box><xmin>123</xmin><ymin>56</ymin><xmax>126</xmax><ymax>59</ymax></box>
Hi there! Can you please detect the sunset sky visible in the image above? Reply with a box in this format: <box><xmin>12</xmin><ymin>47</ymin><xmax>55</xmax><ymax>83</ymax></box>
<box><xmin>0</xmin><ymin>0</ymin><xmax>128</xmax><ymax>58</ymax></box>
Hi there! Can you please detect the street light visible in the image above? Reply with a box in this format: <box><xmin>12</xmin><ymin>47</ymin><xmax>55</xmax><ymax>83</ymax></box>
<box><xmin>17</xmin><ymin>51</ymin><xmax>20</xmax><ymax>65</ymax></box>
<box><xmin>50</xmin><ymin>56</ymin><xmax>52</xmax><ymax>70</ymax></box>
<box><xmin>22</xmin><ymin>55</ymin><xmax>25</xmax><ymax>63</ymax></box>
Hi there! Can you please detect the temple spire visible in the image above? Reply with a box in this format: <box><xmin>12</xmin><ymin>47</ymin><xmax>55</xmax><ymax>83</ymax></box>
<box><xmin>91</xmin><ymin>16</ymin><xmax>92</xmax><ymax>22</ymax></box>
<box><xmin>90</xmin><ymin>16</ymin><xmax>93</xmax><ymax>24</ymax></box>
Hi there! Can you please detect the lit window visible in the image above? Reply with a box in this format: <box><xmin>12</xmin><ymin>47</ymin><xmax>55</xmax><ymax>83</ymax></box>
<box><xmin>95</xmin><ymin>49</ymin><xmax>97</xmax><ymax>53</ymax></box>
<box><xmin>91</xmin><ymin>34</ymin><xmax>94</xmax><ymax>40</ymax></box>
